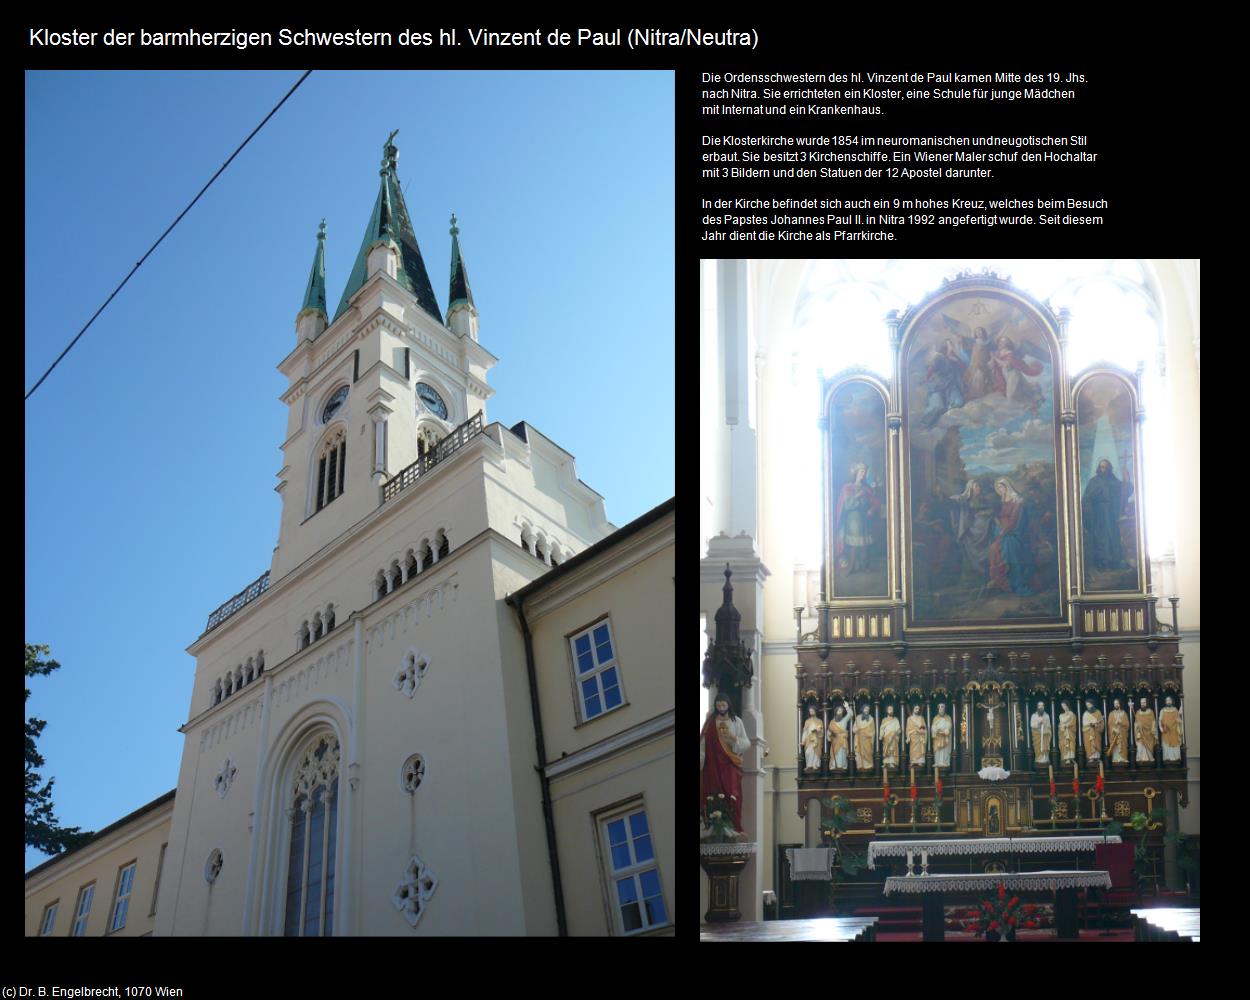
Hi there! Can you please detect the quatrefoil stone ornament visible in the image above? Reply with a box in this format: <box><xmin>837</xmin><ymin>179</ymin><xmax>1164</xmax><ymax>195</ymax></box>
<box><xmin>393</xmin><ymin>649</ymin><xmax>430</xmax><ymax>699</ymax></box>
<box><xmin>401</xmin><ymin>754</ymin><xmax>426</xmax><ymax>794</ymax></box>
<box><xmin>213</xmin><ymin>757</ymin><xmax>238</xmax><ymax>799</ymax></box>
<box><xmin>392</xmin><ymin>854</ymin><xmax>439</xmax><ymax>927</ymax></box>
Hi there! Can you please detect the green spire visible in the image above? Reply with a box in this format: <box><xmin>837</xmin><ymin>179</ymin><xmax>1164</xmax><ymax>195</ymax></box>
<box><xmin>332</xmin><ymin>131</ymin><xmax>442</xmax><ymax>323</ymax></box>
<box><xmin>298</xmin><ymin>219</ymin><xmax>328</xmax><ymax>322</ymax></box>
<box><xmin>446</xmin><ymin>213</ymin><xmax>476</xmax><ymax>320</ymax></box>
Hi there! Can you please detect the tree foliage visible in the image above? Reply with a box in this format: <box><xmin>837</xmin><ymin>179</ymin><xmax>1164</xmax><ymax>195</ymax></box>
<box><xmin>25</xmin><ymin>643</ymin><xmax>93</xmax><ymax>854</ymax></box>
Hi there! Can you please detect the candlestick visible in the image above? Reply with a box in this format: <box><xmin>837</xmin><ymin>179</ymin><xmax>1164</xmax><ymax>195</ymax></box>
<box><xmin>1099</xmin><ymin>760</ymin><xmax>1104</xmax><ymax>779</ymax></box>
<box><xmin>1049</xmin><ymin>763</ymin><xmax>1053</xmax><ymax>782</ymax></box>
<box><xmin>921</xmin><ymin>849</ymin><xmax>929</xmax><ymax>876</ymax></box>
<box><xmin>906</xmin><ymin>848</ymin><xmax>914</xmax><ymax>876</ymax></box>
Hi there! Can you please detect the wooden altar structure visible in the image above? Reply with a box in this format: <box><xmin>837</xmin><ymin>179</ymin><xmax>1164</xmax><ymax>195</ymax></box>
<box><xmin>795</xmin><ymin>273</ymin><xmax>1188</xmax><ymax>898</ymax></box>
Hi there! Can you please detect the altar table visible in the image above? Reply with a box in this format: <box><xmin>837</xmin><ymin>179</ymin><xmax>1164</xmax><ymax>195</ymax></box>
<box><xmin>867</xmin><ymin>835</ymin><xmax>1121</xmax><ymax>871</ymax></box>
<box><xmin>701</xmin><ymin>916</ymin><xmax>878</xmax><ymax>942</ymax></box>
<box><xmin>883</xmin><ymin>870</ymin><xmax>1111</xmax><ymax>941</ymax></box>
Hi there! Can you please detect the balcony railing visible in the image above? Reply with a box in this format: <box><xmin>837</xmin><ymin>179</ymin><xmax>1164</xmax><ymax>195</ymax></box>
<box><xmin>204</xmin><ymin>570</ymin><xmax>270</xmax><ymax>634</ymax></box>
<box><xmin>382</xmin><ymin>413</ymin><xmax>484</xmax><ymax>504</ymax></box>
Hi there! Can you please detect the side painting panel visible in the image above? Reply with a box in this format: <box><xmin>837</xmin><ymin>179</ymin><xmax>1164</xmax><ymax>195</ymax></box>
<box><xmin>904</xmin><ymin>291</ymin><xmax>1062</xmax><ymax>624</ymax></box>
<box><xmin>828</xmin><ymin>381</ymin><xmax>888</xmax><ymax>598</ymax></box>
<box><xmin>1076</xmin><ymin>374</ymin><xmax>1141</xmax><ymax>593</ymax></box>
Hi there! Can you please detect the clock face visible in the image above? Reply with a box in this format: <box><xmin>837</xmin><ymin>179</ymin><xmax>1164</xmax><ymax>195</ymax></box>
<box><xmin>416</xmin><ymin>382</ymin><xmax>448</xmax><ymax>420</ymax></box>
<box><xmin>322</xmin><ymin>386</ymin><xmax>349</xmax><ymax>423</ymax></box>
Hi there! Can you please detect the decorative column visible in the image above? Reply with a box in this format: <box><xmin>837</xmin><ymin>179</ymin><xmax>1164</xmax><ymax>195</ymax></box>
<box><xmin>368</xmin><ymin>403</ymin><xmax>391</xmax><ymax>487</ymax></box>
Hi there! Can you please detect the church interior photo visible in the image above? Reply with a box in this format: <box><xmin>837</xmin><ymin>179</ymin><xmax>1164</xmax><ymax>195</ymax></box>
<box><xmin>700</xmin><ymin>259</ymin><xmax>1199</xmax><ymax>942</ymax></box>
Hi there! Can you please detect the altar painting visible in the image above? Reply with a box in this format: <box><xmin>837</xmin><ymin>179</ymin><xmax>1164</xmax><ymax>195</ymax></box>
<box><xmin>829</xmin><ymin>381</ymin><xmax>888</xmax><ymax>598</ymax></box>
<box><xmin>905</xmin><ymin>293</ymin><xmax>1062</xmax><ymax>623</ymax></box>
<box><xmin>1076</xmin><ymin>374</ymin><xmax>1140</xmax><ymax>593</ymax></box>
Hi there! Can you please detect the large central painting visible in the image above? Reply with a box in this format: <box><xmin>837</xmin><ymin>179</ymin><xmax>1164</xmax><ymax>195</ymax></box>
<box><xmin>904</xmin><ymin>291</ymin><xmax>1063</xmax><ymax>625</ymax></box>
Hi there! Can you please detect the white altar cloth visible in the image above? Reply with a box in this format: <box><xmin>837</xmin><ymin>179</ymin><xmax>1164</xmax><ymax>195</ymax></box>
<box><xmin>884</xmin><ymin>869</ymin><xmax>1111</xmax><ymax>895</ymax></box>
<box><xmin>786</xmin><ymin>847</ymin><xmax>835</xmax><ymax>881</ymax></box>
<box><xmin>867</xmin><ymin>835</ymin><xmax>1120</xmax><ymax>868</ymax></box>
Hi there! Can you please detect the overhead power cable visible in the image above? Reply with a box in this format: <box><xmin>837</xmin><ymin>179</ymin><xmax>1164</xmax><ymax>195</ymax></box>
<box><xmin>25</xmin><ymin>70</ymin><xmax>314</xmax><ymax>401</ymax></box>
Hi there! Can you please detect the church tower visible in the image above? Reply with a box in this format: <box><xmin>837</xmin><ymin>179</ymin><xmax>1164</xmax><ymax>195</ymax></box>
<box><xmin>157</xmin><ymin>133</ymin><xmax>614</xmax><ymax>936</ymax></box>
<box><xmin>272</xmin><ymin>133</ymin><xmax>500</xmax><ymax>580</ymax></box>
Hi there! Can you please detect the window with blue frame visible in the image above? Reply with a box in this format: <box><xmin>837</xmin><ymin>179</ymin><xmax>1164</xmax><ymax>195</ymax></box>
<box><xmin>569</xmin><ymin>619</ymin><xmax>624</xmax><ymax>721</ymax></box>
<box><xmin>601</xmin><ymin>807</ymin><xmax>668</xmax><ymax>934</ymax></box>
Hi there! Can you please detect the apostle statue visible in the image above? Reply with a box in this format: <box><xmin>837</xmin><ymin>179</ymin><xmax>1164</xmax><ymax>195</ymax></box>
<box><xmin>931</xmin><ymin>702</ymin><xmax>952</xmax><ymax>767</ymax></box>
<box><xmin>701</xmin><ymin>695</ymin><xmax>750</xmax><ymax>832</ymax></box>
<box><xmin>1082</xmin><ymin>698</ymin><xmax>1105</xmax><ymax>762</ymax></box>
<box><xmin>1135</xmin><ymin>696</ymin><xmax>1157</xmax><ymax>763</ymax></box>
<box><xmin>853</xmin><ymin>703</ymin><xmax>876</xmax><ymax>771</ymax></box>
<box><xmin>879</xmin><ymin>704</ymin><xmax>901</xmax><ymax>768</ymax></box>
<box><xmin>906</xmin><ymin>704</ymin><xmax>928</xmax><ymax>767</ymax></box>
<box><xmin>1108</xmin><ymin>698</ymin><xmax>1130</xmax><ymax>764</ymax></box>
<box><xmin>801</xmin><ymin>705</ymin><xmax>824</xmax><ymax>772</ymax></box>
<box><xmin>828</xmin><ymin>705</ymin><xmax>850</xmax><ymax>770</ymax></box>
<box><xmin>1031</xmin><ymin>701</ymin><xmax>1052</xmax><ymax>766</ymax></box>
<box><xmin>1083</xmin><ymin>458</ymin><xmax>1133</xmax><ymax>571</ymax></box>
<box><xmin>1058</xmin><ymin>700</ymin><xmax>1077</xmax><ymax>764</ymax></box>
<box><xmin>1159</xmin><ymin>695</ymin><xmax>1183</xmax><ymax>763</ymax></box>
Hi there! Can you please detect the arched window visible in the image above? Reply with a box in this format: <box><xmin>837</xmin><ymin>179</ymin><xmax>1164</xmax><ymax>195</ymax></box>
<box><xmin>405</xmin><ymin>550</ymin><xmax>419</xmax><ymax>581</ymax></box>
<box><xmin>325</xmin><ymin>606</ymin><xmax>335</xmax><ymax>633</ymax></box>
<box><xmin>312</xmin><ymin>612</ymin><xmax>323</xmax><ymax>642</ymax></box>
<box><xmin>314</xmin><ymin>429</ymin><xmax>347</xmax><ymax>512</ymax></box>
<box><xmin>389</xmin><ymin>561</ymin><xmax>403</xmax><ymax>593</ymax></box>
<box><xmin>283</xmin><ymin>733</ymin><xmax>341</xmax><ymax>936</ymax></box>
<box><xmin>298</xmin><ymin>622</ymin><xmax>311</xmax><ymax>650</ymax></box>
<box><xmin>436</xmin><ymin>530</ymin><xmax>449</xmax><ymax>560</ymax></box>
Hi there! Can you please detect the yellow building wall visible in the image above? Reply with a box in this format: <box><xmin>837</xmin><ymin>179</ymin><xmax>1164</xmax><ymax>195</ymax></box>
<box><xmin>25</xmin><ymin>798</ymin><xmax>173</xmax><ymax>937</ymax></box>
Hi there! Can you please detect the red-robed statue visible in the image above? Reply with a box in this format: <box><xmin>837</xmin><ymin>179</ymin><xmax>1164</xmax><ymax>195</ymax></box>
<box><xmin>701</xmin><ymin>695</ymin><xmax>750</xmax><ymax>831</ymax></box>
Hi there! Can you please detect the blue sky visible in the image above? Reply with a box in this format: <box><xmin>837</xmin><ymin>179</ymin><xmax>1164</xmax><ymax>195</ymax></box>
<box><xmin>24</xmin><ymin>70</ymin><xmax>673</xmax><ymax>871</ymax></box>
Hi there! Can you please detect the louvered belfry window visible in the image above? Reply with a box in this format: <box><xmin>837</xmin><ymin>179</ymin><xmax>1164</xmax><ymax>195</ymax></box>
<box><xmin>315</xmin><ymin>433</ymin><xmax>346</xmax><ymax>512</ymax></box>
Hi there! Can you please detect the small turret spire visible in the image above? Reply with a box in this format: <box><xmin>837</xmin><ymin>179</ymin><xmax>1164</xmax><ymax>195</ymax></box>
<box><xmin>446</xmin><ymin>213</ymin><xmax>479</xmax><ymax>341</ymax></box>
<box><xmin>295</xmin><ymin>219</ymin><xmax>328</xmax><ymax>341</ymax></box>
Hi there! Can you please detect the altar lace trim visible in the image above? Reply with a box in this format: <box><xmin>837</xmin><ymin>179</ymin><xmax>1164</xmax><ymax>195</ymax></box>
<box><xmin>884</xmin><ymin>870</ymin><xmax>1111</xmax><ymax>894</ymax></box>
<box><xmin>700</xmin><ymin>841</ymin><xmax>759</xmax><ymax>856</ymax></box>
<box><xmin>867</xmin><ymin>835</ymin><xmax>1121</xmax><ymax>868</ymax></box>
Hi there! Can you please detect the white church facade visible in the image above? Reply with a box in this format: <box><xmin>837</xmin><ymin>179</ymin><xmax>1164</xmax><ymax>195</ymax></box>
<box><xmin>27</xmin><ymin>135</ymin><xmax>674</xmax><ymax>936</ymax></box>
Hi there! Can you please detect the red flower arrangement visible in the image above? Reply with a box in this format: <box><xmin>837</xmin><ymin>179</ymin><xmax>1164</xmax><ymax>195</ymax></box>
<box><xmin>1049</xmin><ymin>778</ymin><xmax>1057</xmax><ymax>798</ymax></box>
<box><xmin>883</xmin><ymin>781</ymin><xmax>891</xmax><ymax>804</ymax></box>
<box><xmin>936</xmin><ymin>776</ymin><xmax>943</xmax><ymax>798</ymax></box>
<box><xmin>1095</xmin><ymin>772</ymin><xmax>1105</xmax><ymax>794</ymax></box>
<box><xmin>965</xmin><ymin>883</ymin><xmax>1025</xmax><ymax>941</ymax></box>
<box><xmin>910</xmin><ymin>784</ymin><xmax>918</xmax><ymax>801</ymax></box>
<box><xmin>1072</xmin><ymin>777</ymin><xmax>1081</xmax><ymax>798</ymax></box>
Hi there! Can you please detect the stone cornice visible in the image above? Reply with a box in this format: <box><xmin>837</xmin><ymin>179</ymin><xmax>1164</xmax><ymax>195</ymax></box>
<box><xmin>544</xmin><ymin>710</ymin><xmax>674</xmax><ymax>780</ymax></box>
<box><xmin>23</xmin><ymin>797</ymin><xmax>175</xmax><ymax>893</ymax></box>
